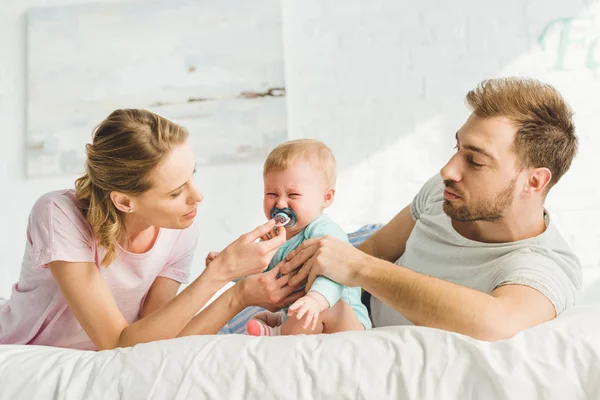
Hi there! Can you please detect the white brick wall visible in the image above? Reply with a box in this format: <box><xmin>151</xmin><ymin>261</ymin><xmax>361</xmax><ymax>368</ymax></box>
<box><xmin>1</xmin><ymin>0</ymin><xmax>599</xmax><ymax>301</ymax></box>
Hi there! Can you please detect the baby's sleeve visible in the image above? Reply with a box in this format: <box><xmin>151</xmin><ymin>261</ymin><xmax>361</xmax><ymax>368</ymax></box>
<box><xmin>28</xmin><ymin>193</ymin><xmax>95</xmax><ymax>268</ymax></box>
<box><xmin>310</xmin><ymin>276</ymin><xmax>344</xmax><ymax>308</ymax></box>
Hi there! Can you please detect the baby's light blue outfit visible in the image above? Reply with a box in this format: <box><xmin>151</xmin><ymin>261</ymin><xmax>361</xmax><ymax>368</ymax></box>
<box><xmin>268</xmin><ymin>214</ymin><xmax>372</xmax><ymax>329</ymax></box>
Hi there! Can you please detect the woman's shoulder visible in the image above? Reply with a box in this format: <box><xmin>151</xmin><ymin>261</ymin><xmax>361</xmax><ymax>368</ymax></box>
<box><xmin>33</xmin><ymin>188</ymin><xmax>76</xmax><ymax>206</ymax></box>
<box><xmin>24</xmin><ymin>189</ymin><xmax>96</xmax><ymax>267</ymax></box>
<box><xmin>32</xmin><ymin>189</ymin><xmax>79</xmax><ymax>213</ymax></box>
<box><xmin>30</xmin><ymin>189</ymin><xmax>91</xmax><ymax>234</ymax></box>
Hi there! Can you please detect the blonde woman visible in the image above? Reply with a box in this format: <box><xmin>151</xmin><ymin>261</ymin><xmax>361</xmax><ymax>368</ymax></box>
<box><xmin>0</xmin><ymin>109</ymin><xmax>302</xmax><ymax>350</ymax></box>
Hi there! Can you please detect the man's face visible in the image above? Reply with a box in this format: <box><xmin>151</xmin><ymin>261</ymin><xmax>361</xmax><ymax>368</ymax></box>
<box><xmin>440</xmin><ymin>113</ymin><xmax>522</xmax><ymax>222</ymax></box>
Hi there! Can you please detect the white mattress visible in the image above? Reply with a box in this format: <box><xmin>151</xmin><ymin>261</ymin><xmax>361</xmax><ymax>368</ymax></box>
<box><xmin>0</xmin><ymin>305</ymin><xmax>599</xmax><ymax>400</ymax></box>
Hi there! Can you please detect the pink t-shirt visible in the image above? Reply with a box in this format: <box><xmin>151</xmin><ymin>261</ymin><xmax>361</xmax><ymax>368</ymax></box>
<box><xmin>0</xmin><ymin>189</ymin><xmax>198</xmax><ymax>350</ymax></box>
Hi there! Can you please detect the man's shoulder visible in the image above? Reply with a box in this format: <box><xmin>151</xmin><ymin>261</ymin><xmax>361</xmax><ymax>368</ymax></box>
<box><xmin>531</xmin><ymin>217</ymin><xmax>582</xmax><ymax>273</ymax></box>
<box><xmin>487</xmin><ymin>217</ymin><xmax>582</xmax><ymax>292</ymax></box>
<box><xmin>492</xmin><ymin>224</ymin><xmax>583</xmax><ymax>313</ymax></box>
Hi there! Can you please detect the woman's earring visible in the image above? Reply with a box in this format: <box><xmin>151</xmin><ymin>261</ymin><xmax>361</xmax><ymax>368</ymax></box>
<box><xmin>129</xmin><ymin>209</ymin><xmax>134</xmax><ymax>213</ymax></box>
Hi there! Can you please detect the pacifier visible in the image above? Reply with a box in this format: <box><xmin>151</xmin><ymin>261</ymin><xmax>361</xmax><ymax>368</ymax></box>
<box><xmin>270</xmin><ymin>207</ymin><xmax>297</xmax><ymax>228</ymax></box>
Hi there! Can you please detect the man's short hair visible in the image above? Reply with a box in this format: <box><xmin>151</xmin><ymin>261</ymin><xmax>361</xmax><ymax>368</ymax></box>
<box><xmin>466</xmin><ymin>77</ymin><xmax>578</xmax><ymax>191</ymax></box>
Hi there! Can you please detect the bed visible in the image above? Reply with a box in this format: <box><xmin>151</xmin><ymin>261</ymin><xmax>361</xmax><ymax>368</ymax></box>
<box><xmin>0</xmin><ymin>225</ymin><xmax>598</xmax><ymax>399</ymax></box>
<box><xmin>0</xmin><ymin>304</ymin><xmax>598</xmax><ymax>399</ymax></box>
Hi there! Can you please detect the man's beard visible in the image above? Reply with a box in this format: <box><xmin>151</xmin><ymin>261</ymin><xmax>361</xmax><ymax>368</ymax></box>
<box><xmin>443</xmin><ymin>178</ymin><xmax>516</xmax><ymax>223</ymax></box>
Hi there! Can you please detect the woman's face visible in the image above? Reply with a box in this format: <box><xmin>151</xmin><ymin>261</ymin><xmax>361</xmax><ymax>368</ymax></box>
<box><xmin>130</xmin><ymin>142</ymin><xmax>203</xmax><ymax>230</ymax></box>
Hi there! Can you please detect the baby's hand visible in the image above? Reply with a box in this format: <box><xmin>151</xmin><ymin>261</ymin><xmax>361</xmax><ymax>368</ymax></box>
<box><xmin>205</xmin><ymin>251</ymin><xmax>220</xmax><ymax>267</ymax></box>
<box><xmin>288</xmin><ymin>292</ymin><xmax>329</xmax><ymax>330</ymax></box>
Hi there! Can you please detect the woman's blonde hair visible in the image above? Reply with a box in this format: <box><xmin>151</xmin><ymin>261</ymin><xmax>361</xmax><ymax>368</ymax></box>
<box><xmin>74</xmin><ymin>109</ymin><xmax>189</xmax><ymax>267</ymax></box>
<box><xmin>263</xmin><ymin>139</ymin><xmax>337</xmax><ymax>186</ymax></box>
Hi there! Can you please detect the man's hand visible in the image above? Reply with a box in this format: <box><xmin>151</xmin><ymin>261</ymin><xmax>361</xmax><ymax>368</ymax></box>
<box><xmin>280</xmin><ymin>236</ymin><xmax>369</xmax><ymax>290</ymax></box>
<box><xmin>288</xmin><ymin>291</ymin><xmax>329</xmax><ymax>330</ymax></box>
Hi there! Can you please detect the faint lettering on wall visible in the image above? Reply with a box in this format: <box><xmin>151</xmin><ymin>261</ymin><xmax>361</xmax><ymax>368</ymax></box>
<box><xmin>539</xmin><ymin>16</ymin><xmax>599</xmax><ymax>71</ymax></box>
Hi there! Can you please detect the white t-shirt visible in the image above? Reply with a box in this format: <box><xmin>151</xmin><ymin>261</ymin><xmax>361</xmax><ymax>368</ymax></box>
<box><xmin>370</xmin><ymin>174</ymin><xmax>583</xmax><ymax>327</ymax></box>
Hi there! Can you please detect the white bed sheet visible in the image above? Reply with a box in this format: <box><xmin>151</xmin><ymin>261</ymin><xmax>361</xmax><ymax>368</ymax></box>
<box><xmin>0</xmin><ymin>305</ymin><xmax>598</xmax><ymax>400</ymax></box>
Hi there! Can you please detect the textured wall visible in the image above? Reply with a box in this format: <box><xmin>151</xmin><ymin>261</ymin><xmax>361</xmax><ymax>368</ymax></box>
<box><xmin>26</xmin><ymin>0</ymin><xmax>286</xmax><ymax>176</ymax></box>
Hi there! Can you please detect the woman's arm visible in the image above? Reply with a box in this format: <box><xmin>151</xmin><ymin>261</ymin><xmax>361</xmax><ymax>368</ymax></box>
<box><xmin>50</xmin><ymin>260</ymin><xmax>225</xmax><ymax>350</ymax></box>
<box><xmin>140</xmin><ymin>277</ymin><xmax>181</xmax><ymax>318</ymax></box>
<box><xmin>49</xmin><ymin>219</ymin><xmax>288</xmax><ymax>350</ymax></box>
<box><xmin>177</xmin><ymin>264</ymin><xmax>304</xmax><ymax>336</ymax></box>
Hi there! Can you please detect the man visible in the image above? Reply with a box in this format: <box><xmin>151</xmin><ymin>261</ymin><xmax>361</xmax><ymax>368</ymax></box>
<box><xmin>281</xmin><ymin>77</ymin><xmax>582</xmax><ymax>341</ymax></box>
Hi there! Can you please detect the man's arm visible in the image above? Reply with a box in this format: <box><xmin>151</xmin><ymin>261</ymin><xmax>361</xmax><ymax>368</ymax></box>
<box><xmin>357</xmin><ymin>205</ymin><xmax>416</xmax><ymax>262</ymax></box>
<box><xmin>283</xmin><ymin>231</ymin><xmax>556</xmax><ymax>342</ymax></box>
<box><xmin>358</xmin><ymin>257</ymin><xmax>556</xmax><ymax>341</ymax></box>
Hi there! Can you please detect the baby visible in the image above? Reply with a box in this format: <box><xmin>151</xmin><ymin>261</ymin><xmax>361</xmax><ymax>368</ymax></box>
<box><xmin>237</xmin><ymin>139</ymin><xmax>371</xmax><ymax>336</ymax></box>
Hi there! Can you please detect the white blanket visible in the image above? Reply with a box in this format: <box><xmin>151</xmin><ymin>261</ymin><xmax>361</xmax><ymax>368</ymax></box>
<box><xmin>0</xmin><ymin>305</ymin><xmax>599</xmax><ymax>400</ymax></box>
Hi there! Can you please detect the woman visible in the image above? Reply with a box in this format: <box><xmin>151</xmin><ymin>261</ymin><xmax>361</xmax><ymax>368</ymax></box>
<box><xmin>0</xmin><ymin>109</ymin><xmax>303</xmax><ymax>351</ymax></box>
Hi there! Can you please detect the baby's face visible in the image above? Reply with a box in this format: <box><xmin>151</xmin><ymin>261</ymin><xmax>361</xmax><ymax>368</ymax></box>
<box><xmin>263</xmin><ymin>160</ymin><xmax>331</xmax><ymax>237</ymax></box>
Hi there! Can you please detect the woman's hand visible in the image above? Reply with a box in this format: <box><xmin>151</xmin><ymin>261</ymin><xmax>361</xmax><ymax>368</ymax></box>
<box><xmin>234</xmin><ymin>264</ymin><xmax>305</xmax><ymax>312</ymax></box>
<box><xmin>205</xmin><ymin>219</ymin><xmax>286</xmax><ymax>284</ymax></box>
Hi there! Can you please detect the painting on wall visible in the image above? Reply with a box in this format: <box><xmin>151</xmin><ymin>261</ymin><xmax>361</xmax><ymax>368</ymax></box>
<box><xmin>25</xmin><ymin>0</ymin><xmax>286</xmax><ymax>177</ymax></box>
